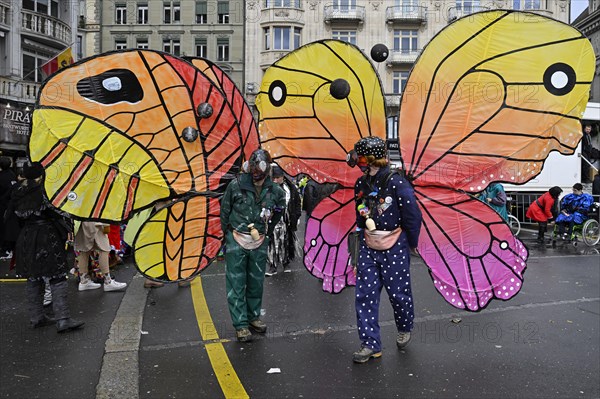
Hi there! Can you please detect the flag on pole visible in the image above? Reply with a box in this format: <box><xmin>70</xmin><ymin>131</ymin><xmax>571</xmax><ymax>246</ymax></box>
<box><xmin>41</xmin><ymin>47</ymin><xmax>74</xmax><ymax>78</ymax></box>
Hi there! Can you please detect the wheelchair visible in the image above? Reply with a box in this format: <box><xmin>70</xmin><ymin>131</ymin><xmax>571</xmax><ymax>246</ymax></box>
<box><xmin>551</xmin><ymin>201</ymin><xmax>600</xmax><ymax>247</ymax></box>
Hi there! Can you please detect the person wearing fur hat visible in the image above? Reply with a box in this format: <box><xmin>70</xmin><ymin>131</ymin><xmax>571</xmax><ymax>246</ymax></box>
<box><xmin>7</xmin><ymin>162</ymin><xmax>84</xmax><ymax>333</ymax></box>
<box><xmin>220</xmin><ymin>149</ymin><xmax>286</xmax><ymax>342</ymax></box>
<box><xmin>347</xmin><ymin>137</ymin><xmax>422</xmax><ymax>363</ymax></box>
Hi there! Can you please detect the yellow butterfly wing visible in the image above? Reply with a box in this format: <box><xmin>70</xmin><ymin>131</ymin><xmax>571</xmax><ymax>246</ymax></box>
<box><xmin>399</xmin><ymin>11</ymin><xmax>595</xmax><ymax>190</ymax></box>
<box><xmin>133</xmin><ymin>196</ymin><xmax>222</xmax><ymax>281</ymax></box>
<box><xmin>256</xmin><ymin>40</ymin><xmax>386</xmax><ymax>186</ymax></box>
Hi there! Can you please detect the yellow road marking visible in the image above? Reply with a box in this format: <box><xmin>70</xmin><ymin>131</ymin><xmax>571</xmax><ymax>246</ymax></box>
<box><xmin>0</xmin><ymin>279</ymin><xmax>26</xmax><ymax>282</ymax></box>
<box><xmin>191</xmin><ymin>277</ymin><xmax>249</xmax><ymax>399</ymax></box>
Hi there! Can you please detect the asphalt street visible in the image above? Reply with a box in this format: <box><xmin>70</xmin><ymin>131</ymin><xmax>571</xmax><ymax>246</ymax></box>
<box><xmin>1</xmin><ymin>227</ymin><xmax>598</xmax><ymax>399</ymax></box>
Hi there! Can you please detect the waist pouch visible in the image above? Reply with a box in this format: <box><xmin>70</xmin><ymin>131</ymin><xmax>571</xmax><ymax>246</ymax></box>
<box><xmin>364</xmin><ymin>227</ymin><xmax>402</xmax><ymax>251</ymax></box>
<box><xmin>232</xmin><ymin>230</ymin><xmax>265</xmax><ymax>250</ymax></box>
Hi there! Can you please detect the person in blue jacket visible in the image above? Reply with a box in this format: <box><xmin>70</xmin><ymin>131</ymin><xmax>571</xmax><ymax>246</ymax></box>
<box><xmin>347</xmin><ymin>137</ymin><xmax>422</xmax><ymax>364</ymax></box>
<box><xmin>555</xmin><ymin>183</ymin><xmax>594</xmax><ymax>239</ymax></box>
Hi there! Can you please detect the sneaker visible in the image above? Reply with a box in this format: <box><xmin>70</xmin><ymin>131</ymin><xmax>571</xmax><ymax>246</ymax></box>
<box><xmin>103</xmin><ymin>279</ymin><xmax>127</xmax><ymax>292</ymax></box>
<box><xmin>249</xmin><ymin>319</ymin><xmax>267</xmax><ymax>334</ymax></box>
<box><xmin>78</xmin><ymin>277</ymin><xmax>101</xmax><ymax>291</ymax></box>
<box><xmin>265</xmin><ymin>267</ymin><xmax>277</xmax><ymax>277</ymax></box>
<box><xmin>396</xmin><ymin>331</ymin><xmax>411</xmax><ymax>349</ymax></box>
<box><xmin>283</xmin><ymin>266</ymin><xmax>291</xmax><ymax>273</ymax></box>
<box><xmin>236</xmin><ymin>328</ymin><xmax>253</xmax><ymax>342</ymax></box>
<box><xmin>0</xmin><ymin>251</ymin><xmax>12</xmax><ymax>260</ymax></box>
<box><xmin>352</xmin><ymin>346</ymin><xmax>382</xmax><ymax>363</ymax></box>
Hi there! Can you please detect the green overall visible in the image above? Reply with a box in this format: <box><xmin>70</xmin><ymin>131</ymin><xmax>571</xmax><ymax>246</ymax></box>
<box><xmin>220</xmin><ymin>173</ymin><xmax>285</xmax><ymax>330</ymax></box>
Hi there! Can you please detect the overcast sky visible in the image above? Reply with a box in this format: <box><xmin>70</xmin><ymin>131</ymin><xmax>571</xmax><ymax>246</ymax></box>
<box><xmin>571</xmin><ymin>0</ymin><xmax>590</xmax><ymax>21</ymax></box>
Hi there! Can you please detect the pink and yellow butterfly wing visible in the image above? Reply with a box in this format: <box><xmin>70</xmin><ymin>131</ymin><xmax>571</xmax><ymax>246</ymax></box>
<box><xmin>304</xmin><ymin>188</ymin><xmax>357</xmax><ymax>293</ymax></box>
<box><xmin>398</xmin><ymin>11</ymin><xmax>594</xmax><ymax>309</ymax></box>
<box><xmin>256</xmin><ymin>40</ymin><xmax>385</xmax><ymax>187</ymax></box>
<box><xmin>399</xmin><ymin>11</ymin><xmax>594</xmax><ymax>190</ymax></box>
<box><xmin>256</xmin><ymin>40</ymin><xmax>387</xmax><ymax>290</ymax></box>
<box><xmin>416</xmin><ymin>187</ymin><xmax>528</xmax><ymax>311</ymax></box>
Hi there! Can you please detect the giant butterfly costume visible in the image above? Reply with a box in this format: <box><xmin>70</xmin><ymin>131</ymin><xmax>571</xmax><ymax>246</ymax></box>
<box><xmin>255</xmin><ymin>11</ymin><xmax>594</xmax><ymax>310</ymax></box>
<box><xmin>29</xmin><ymin>51</ymin><xmax>259</xmax><ymax>282</ymax></box>
<box><xmin>29</xmin><ymin>11</ymin><xmax>594</xmax><ymax>311</ymax></box>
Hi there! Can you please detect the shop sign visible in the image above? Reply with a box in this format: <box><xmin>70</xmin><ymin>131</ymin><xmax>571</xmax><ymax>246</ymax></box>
<box><xmin>0</xmin><ymin>103</ymin><xmax>32</xmax><ymax>146</ymax></box>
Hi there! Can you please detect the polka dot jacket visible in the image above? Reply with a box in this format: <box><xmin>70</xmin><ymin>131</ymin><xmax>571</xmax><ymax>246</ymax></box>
<box><xmin>354</xmin><ymin>166</ymin><xmax>422</xmax><ymax>249</ymax></box>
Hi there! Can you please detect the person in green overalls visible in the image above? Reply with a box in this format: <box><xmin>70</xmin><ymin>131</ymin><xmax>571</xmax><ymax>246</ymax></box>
<box><xmin>220</xmin><ymin>149</ymin><xmax>286</xmax><ymax>342</ymax></box>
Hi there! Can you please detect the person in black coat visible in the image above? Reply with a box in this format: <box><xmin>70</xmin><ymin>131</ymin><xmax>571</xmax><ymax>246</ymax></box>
<box><xmin>266</xmin><ymin>165</ymin><xmax>302</xmax><ymax>275</ymax></box>
<box><xmin>302</xmin><ymin>178</ymin><xmax>341</xmax><ymax>217</ymax></box>
<box><xmin>8</xmin><ymin>162</ymin><xmax>83</xmax><ymax>333</ymax></box>
<box><xmin>0</xmin><ymin>157</ymin><xmax>17</xmax><ymax>257</ymax></box>
<box><xmin>582</xmin><ymin>124</ymin><xmax>599</xmax><ymax>183</ymax></box>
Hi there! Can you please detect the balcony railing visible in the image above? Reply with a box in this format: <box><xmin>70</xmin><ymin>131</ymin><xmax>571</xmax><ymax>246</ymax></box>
<box><xmin>260</xmin><ymin>51</ymin><xmax>290</xmax><ymax>69</ymax></box>
<box><xmin>447</xmin><ymin>5</ymin><xmax>490</xmax><ymax>22</ymax></box>
<box><xmin>386</xmin><ymin>94</ymin><xmax>401</xmax><ymax>107</ymax></box>
<box><xmin>0</xmin><ymin>77</ymin><xmax>40</xmax><ymax>101</ymax></box>
<box><xmin>261</xmin><ymin>6</ymin><xmax>305</xmax><ymax>22</ymax></box>
<box><xmin>21</xmin><ymin>9</ymin><xmax>72</xmax><ymax>45</ymax></box>
<box><xmin>388</xmin><ymin>49</ymin><xmax>421</xmax><ymax>65</ymax></box>
<box><xmin>0</xmin><ymin>2</ymin><xmax>10</xmax><ymax>26</ymax></box>
<box><xmin>324</xmin><ymin>5</ymin><xmax>365</xmax><ymax>23</ymax></box>
<box><xmin>386</xmin><ymin>5</ymin><xmax>427</xmax><ymax>23</ymax></box>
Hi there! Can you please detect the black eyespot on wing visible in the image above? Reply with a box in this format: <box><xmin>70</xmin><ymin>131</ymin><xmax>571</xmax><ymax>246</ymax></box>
<box><xmin>543</xmin><ymin>63</ymin><xmax>576</xmax><ymax>97</ymax></box>
<box><xmin>77</xmin><ymin>69</ymin><xmax>143</xmax><ymax>104</ymax></box>
<box><xmin>268</xmin><ymin>80</ymin><xmax>287</xmax><ymax>107</ymax></box>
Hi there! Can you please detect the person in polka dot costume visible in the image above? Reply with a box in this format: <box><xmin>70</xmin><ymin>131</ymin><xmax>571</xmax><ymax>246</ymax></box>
<box><xmin>349</xmin><ymin>137</ymin><xmax>423</xmax><ymax>363</ymax></box>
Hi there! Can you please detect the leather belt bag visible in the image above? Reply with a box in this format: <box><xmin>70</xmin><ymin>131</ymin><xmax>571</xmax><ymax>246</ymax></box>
<box><xmin>364</xmin><ymin>227</ymin><xmax>402</xmax><ymax>251</ymax></box>
<box><xmin>232</xmin><ymin>230</ymin><xmax>265</xmax><ymax>250</ymax></box>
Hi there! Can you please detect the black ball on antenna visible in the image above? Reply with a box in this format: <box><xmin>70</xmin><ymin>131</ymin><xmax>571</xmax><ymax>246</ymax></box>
<box><xmin>330</xmin><ymin>79</ymin><xmax>351</xmax><ymax>100</ymax></box>
<box><xmin>197</xmin><ymin>102</ymin><xmax>213</xmax><ymax>119</ymax></box>
<box><xmin>182</xmin><ymin>126</ymin><xmax>199</xmax><ymax>142</ymax></box>
<box><xmin>370</xmin><ymin>44</ymin><xmax>389</xmax><ymax>63</ymax></box>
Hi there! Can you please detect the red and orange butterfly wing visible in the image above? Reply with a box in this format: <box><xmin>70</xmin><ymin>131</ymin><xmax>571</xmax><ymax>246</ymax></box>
<box><xmin>185</xmin><ymin>57</ymin><xmax>259</xmax><ymax>165</ymax></box>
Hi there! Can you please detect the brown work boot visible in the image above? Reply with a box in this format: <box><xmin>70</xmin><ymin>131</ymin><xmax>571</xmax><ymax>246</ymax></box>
<box><xmin>396</xmin><ymin>331</ymin><xmax>411</xmax><ymax>349</ymax></box>
<box><xmin>249</xmin><ymin>319</ymin><xmax>267</xmax><ymax>334</ymax></box>
<box><xmin>352</xmin><ymin>346</ymin><xmax>382</xmax><ymax>363</ymax></box>
<box><xmin>236</xmin><ymin>328</ymin><xmax>253</xmax><ymax>342</ymax></box>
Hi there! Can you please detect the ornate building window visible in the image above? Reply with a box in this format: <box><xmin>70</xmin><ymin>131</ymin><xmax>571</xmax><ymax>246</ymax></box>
<box><xmin>264</xmin><ymin>26</ymin><xmax>301</xmax><ymax>51</ymax></box>
<box><xmin>332</xmin><ymin>30</ymin><xmax>356</xmax><ymax>45</ymax></box>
